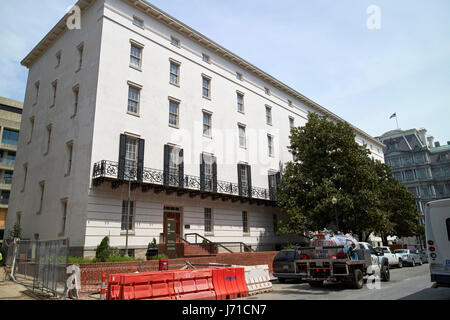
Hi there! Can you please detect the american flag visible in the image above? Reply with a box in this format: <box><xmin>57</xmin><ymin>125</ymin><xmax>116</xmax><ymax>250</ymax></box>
<box><xmin>390</xmin><ymin>113</ymin><xmax>397</xmax><ymax>119</ymax></box>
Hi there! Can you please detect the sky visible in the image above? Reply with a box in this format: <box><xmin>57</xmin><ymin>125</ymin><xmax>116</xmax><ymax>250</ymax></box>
<box><xmin>0</xmin><ymin>0</ymin><xmax>449</xmax><ymax>143</ymax></box>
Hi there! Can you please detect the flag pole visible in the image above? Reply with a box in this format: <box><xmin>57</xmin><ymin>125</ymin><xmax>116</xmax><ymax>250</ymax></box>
<box><xmin>395</xmin><ymin>115</ymin><xmax>399</xmax><ymax>129</ymax></box>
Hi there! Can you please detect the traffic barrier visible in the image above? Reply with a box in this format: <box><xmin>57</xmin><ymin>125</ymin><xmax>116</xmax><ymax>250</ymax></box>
<box><xmin>212</xmin><ymin>267</ymin><xmax>248</xmax><ymax>300</ymax></box>
<box><xmin>120</xmin><ymin>272</ymin><xmax>176</xmax><ymax>300</ymax></box>
<box><xmin>173</xmin><ymin>269</ymin><xmax>216</xmax><ymax>300</ymax></box>
<box><xmin>107</xmin><ymin>274</ymin><xmax>122</xmax><ymax>300</ymax></box>
<box><xmin>233</xmin><ymin>265</ymin><xmax>273</xmax><ymax>296</ymax></box>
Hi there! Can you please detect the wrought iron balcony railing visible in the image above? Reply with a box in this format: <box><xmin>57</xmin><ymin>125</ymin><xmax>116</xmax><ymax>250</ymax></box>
<box><xmin>93</xmin><ymin>160</ymin><xmax>276</xmax><ymax>202</ymax></box>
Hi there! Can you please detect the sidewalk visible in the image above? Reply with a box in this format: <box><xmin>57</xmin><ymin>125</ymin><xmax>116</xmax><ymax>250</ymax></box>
<box><xmin>0</xmin><ymin>267</ymin><xmax>56</xmax><ymax>300</ymax></box>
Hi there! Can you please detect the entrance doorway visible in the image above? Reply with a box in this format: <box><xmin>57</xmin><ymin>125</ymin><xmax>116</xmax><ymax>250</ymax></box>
<box><xmin>163</xmin><ymin>207</ymin><xmax>181</xmax><ymax>244</ymax></box>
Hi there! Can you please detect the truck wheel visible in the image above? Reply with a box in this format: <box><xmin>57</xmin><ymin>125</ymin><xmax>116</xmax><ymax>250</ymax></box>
<box><xmin>398</xmin><ymin>259</ymin><xmax>403</xmax><ymax>268</ymax></box>
<box><xmin>418</xmin><ymin>259</ymin><xmax>423</xmax><ymax>266</ymax></box>
<box><xmin>351</xmin><ymin>269</ymin><xmax>364</xmax><ymax>289</ymax></box>
<box><xmin>381</xmin><ymin>264</ymin><xmax>390</xmax><ymax>282</ymax></box>
<box><xmin>308</xmin><ymin>281</ymin><xmax>324</xmax><ymax>288</ymax></box>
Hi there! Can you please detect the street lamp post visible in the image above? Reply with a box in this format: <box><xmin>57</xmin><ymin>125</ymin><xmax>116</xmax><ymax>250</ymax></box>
<box><xmin>332</xmin><ymin>197</ymin><xmax>339</xmax><ymax>232</ymax></box>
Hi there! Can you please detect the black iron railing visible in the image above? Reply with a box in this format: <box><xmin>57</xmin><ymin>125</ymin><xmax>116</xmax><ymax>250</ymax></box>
<box><xmin>93</xmin><ymin>160</ymin><xmax>275</xmax><ymax>201</ymax></box>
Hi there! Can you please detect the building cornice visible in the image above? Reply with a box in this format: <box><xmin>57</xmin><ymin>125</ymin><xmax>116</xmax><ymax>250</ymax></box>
<box><xmin>20</xmin><ymin>0</ymin><xmax>384</xmax><ymax>149</ymax></box>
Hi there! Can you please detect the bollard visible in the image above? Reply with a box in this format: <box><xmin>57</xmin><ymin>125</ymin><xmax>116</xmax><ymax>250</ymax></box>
<box><xmin>100</xmin><ymin>272</ymin><xmax>106</xmax><ymax>300</ymax></box>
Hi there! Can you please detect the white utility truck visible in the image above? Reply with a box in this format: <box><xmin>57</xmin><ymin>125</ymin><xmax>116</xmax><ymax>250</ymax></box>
<box><xmin>376</xmin><ymin>246</ymin><xmax>404</xmax><ymax>268</ymax></box>
<box><xmin>295</xmin><ymin>232</ymin><xmax>390</xmax><ymax>289</ymax></box>
<box><xmin>425</xmin><ymin>199</ymin><xmax>450</xmax><ymax>287</ymax></box>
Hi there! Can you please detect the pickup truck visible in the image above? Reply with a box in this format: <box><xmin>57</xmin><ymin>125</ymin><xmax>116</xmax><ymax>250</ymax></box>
<box><xmin>375</xmin><ymin>246</ymin><xmax>404</xmax><ymax>268</ymax></box>
<box><xmin>295</xmin><ymin>238</ymin><xmax>390</xmax><ymax>289</ymax></box>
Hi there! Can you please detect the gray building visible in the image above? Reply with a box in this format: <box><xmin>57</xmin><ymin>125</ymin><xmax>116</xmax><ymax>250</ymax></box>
<box><xmin>377</xmin><ymin>128</ymin><xmax>450</xmax><ymax>247</ymax></box>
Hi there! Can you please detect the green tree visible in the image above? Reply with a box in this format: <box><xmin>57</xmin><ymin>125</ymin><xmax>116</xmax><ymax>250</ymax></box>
<box><xmin>95</xmin><ymin>236</ymin><xmax>111</xmax><ymax>262</ymax></box>
<box><xmin>8</xmin><ymin>222</ymin><xmax>22</xmax><ymax>239</ymax></box>
<box><xmin>277</xmin><ymin>113</ymin><xmax>386</xmax><ymax>240</ymax></box>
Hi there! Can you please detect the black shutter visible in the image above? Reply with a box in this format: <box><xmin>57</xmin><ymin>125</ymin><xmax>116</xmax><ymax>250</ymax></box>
<box><xmin>268</xmin><ymin>173</ymin><xmax>275</xmax><ymax>201</ymax></box>
<box><xmin>247</xmin><ymin>165</ymin><xmax>252</xmax><ymax>198</ymax></box>
<box><xmin>200</xmin><ymin>154</ymin><xmax>205</xmax><ymax>191</ymax></box>
<box><xmin>118</xmin><ymin>134</ymin><xmax>127</xmax><ymax>180</ymax></box>
<box><xmin>212</xmin><ymin>156</ymin><xmax>217</xmax><ymax>193</ymax></box>
<box><xmin>237</xmin><ymin>164</ymin><xmax>243</xmax><ymax>196</ymax></box>
<box><xmin>137</xmin><ymin>139</ymin><xmax>145</xmax><ymax>182</ymax></box>
<box><xmin>163</xmin><ymin>144</ymin><xmax>170</xmax><ymax>185</ymax></box>
<box><xmin>178</xmin><ymin>148</ymin><xmax>184</xmax><ymax>188</ymax></box>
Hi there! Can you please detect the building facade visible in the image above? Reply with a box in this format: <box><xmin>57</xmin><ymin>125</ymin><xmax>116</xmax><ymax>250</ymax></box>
<box><xmin>0</xmin><ymin>97</ymin><xmax>23</xmax><ymax>245</ymax></box>
<box><xmin>377</xmin><ymin>128</ymin><xmax>450</xmax><ymax>247</ymax></box>
<box><xmin>5</xmin><ymin>0</ymin><xmax>384</xmax><ymax>257</ymax></box>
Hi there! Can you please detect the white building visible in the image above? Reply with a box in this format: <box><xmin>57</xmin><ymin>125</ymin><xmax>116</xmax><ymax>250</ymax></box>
<box><xmin>6</xmin><ymin>0</ymin><xmax>384</xmax><ymax>257</ymax></box>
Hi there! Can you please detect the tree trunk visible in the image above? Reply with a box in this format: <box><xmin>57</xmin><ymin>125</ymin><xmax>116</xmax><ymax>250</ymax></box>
<box><xmin>381</xmin><ymin>234</ymin><xmax>389</xmax><ymax>246</ymax></box>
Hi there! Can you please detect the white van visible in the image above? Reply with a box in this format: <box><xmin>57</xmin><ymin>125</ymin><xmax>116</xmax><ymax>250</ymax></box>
<box><xmin>425</xmin><ymin>199</ymin><xmax>450</xmax><ymax>286</ymax></box>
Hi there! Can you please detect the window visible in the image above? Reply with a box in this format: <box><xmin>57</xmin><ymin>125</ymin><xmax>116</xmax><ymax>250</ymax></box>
<box><xmin>76</xmin><ymin>43</ymin><xmax>84</xmax><ymax>71</ymax></box>
<box><xmin>55</xmin><ymin>51</ymin><xmax>61</xmax><ymax>68</ymax></box>
<box><xmin>2</xmin><ymin>171</ymin><xmax>12</xmax><ymax>185</ymax></box>
<box><xmin>264</xmin><ymin>87</ymin><xmax>270</xmax><ymax>95</ymax></box>
<box><xmin>34</xmin><ymin>81</ymin><xmax>40</xmax><ymax>105</ymax></box>
<box><xmin>240</xmin><ymin>164</ymin><xmax>249</xmax><ymax>195</ymax></box>
<box><xmin>169</xmin><ymin>99</ymin><xmax>180</xmax><ymax>128</ymax></box>
<box><xmin>289</xmin><ymin>116</ymin><xmax>295</xmax><ymax>130</ymax></box>
<box><xmin>72</xmin><ymin>85</ymin><xmax>79</xmax><ymax>117</ymax></box>
<box><xmin>45</xmin><ymin>125</ymin><xmax>52</xmax><ymax>155</ymax></box>
<box><xmin>16</xmin><ymin>212</ymin><xmax>22</xmax><ymax>226</ymax></box>
<box><xmin>66</xmin><ymin>142</ymin><xmax>73</xmax><ymax>176</ymax></box>
<box><xmin>204</xmin><ymin>208</ymin><xmax>213</xmax><ymax>234</ymax></box>
<box><xmin>238</xmin><ymin>124</ymin><xmax>246</xmax><ymax>148</ymax></box>
<box><xmin>38</xmin><ymin>181</ymin><xmax>45</xmax><ymax>214</ymax></box>
<box><xmin>236</xmin><ymin>72</ymin><xmax>243</xmax><ymax>81</ymax></box>
<box><xmin>170</xmin><ymin>36</ymin><xmax>180</xmax><ymax>47</ymax></box>
<box><xmin>127</xmin><ymin>85</ymin><xmax>140</xmax><ymax>115</ymax></box>
<box><xmin>0</xmin><ymin>190</ymin><xmax>9</xmax><ymax>205</ymax></box>
<box><xmin>266</xmin><ymin>106</ymin><xmax>272</xmax><ymax>125</ymax></box>
<box><xmin>166</xmin><ymin>145</ymin><xmax>181</xmax><ymax>186</ymax></box>
<box><xmin>268</xmin><ymin>134</ymin><xmax>274</xmax><ymax>157</ymax></box>
<box><xmin>237</xmin><ymin>92</ymin><xmax>244</xmax><ymax>113</ymax></box>
<box><xmin>203</xmin><ymin>111</ymin><xmax>212</xmax><ymax>137</ymax></box>
<box><xmin>202</xmin><ymin>76</ymin><xmax>211</xmax><ymax>99</ymax></box>
<box><xmin>28</xmin><ymin>117</ymin><xmax>35</xmax><ymax>143</ymax></box>
<box><xmin>125</xmin><ymin>137</ymin><xmax>138</xmax><ymax>177</ymax></box>
<box><xmin>202</xmin><ymin>154</ymin><xmax>214</xmax><ymax>191</ymax></box>
<box><xmin>51</xmin><ymin>80</ymin><xmax>57</xmax><ymax>107</ymax></box>
<box><xmin>169</xmin><ymin>60</ymin><xmax>180</xmax><ymax>86</ymax></box>
<box><xmin>121</xmin><ymin>201</ymin><xmax>135</xmax><ymax>231</ymax></box>
<box><xmin>2</xmin><ymin>129</ymin><xmax>19</xmax><ymax>147</ymax></box>
<box><xmin>22</xmin><ymin>164</ymin><xmax>28</xmax><ymax>192</ymax></box>
<box><xmin>242</xmin><ymin>211</ymin><xmax>249</xmax><ymax>234</ymax></box>
<box><xmin>130</xmin><ymin>44</ymin><xmax>142</xmax><ymax>69</ymax></box>
<box><xmin>202</xmin><ymin>53</ymin><xmax>210</xmax><ymax>63</ymax></box>
<box><xmin>61</xmin><ymin>200</ymin><xmax>68</xmax><ymax>235</ymax></box>
<box><xmin>133</xmin><ymin>16</ymin><xmax>144</xmax><ymax>28</ymax></box>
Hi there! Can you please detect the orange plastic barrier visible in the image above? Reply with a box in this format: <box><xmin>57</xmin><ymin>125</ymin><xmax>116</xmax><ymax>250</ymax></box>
<box><xmin>107</xmin><ymin>274</ymin><xmax>122</xmax><ymax>300</ymax></box>
<box><xmin>120</xmin><ymin>272</ymin><xmax>175</xmax><ymax>300</ymax></box>
<box><xmin>212</xmin><ymin>267</ymin><xmax>248</xmax><ymax>300</ymax></box>
<box><xmin>173</xmin><ymin>269</ymin><xmax>216</xmax><ymax>300</ymax></box>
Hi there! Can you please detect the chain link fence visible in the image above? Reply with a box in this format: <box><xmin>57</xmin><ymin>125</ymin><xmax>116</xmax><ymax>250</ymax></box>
<box><xmin>3</xmin><ymin>238</ymin><xmax>69</xmax><ymax>299</ymax></box>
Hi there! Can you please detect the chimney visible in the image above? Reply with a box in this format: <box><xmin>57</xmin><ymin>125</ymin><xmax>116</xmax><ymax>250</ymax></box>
<box><xmin>427</xmin><ymin>136</ymin><xmax>434</xmax><ymax>148</ymax></box>
<box><xmin>435</xmin><ymin>141</ymin><xmax>440</xmax><ymax>148</ymax></box>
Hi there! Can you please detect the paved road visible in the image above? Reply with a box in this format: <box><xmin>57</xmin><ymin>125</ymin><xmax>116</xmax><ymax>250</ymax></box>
<box><xmin>242</xmin><ymin>264</ymin><xmax>450</xmax><ymax>300</ymax></box>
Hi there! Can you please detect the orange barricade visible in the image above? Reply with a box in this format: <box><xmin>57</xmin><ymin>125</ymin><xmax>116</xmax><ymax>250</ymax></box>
<box><xmin>173</xmin><ymin>269</ymin><xmax>216</xmax><ymax>300</ymax></box>
<box><xmin>107</xmin><ymin>274</ymin><xmax>122</xmax><ymax>300</ymax></box>
<box><xmin>212</xmin><ymin>267</ymin><xmax>248</xmax><ymax>300</ymax></box>
<box><xmin>120</xmin><ymin>272</ymin><xmax>176</xmax><ymax>300</ymax></box>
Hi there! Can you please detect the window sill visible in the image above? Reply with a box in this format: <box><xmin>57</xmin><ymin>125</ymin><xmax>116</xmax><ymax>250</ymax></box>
<box><xmin>129</xmin><ymin>65</ymin><xmax>142</xmax><ymax>72</ymax></box>
<box><xmin>237</xmin><ymin>111</ymin><xmax>245</xmax><ymax>115</ymax></box>
<box><xmin>121</xmin><ymin>231</ymin><xmax>135</xmax><ymax>236</ymax></box>
<box><xmin>203</xmin><ymin>135</ymin><xmax>213</xmax><ymax>139</ymax></box>
<box><xmin>70</xmin><ymin>114</ymin><xmax>77</xmax><ymax>119</ymax></box>
<box><xmin>205</xmin><ymin>233</ymin><xmax>214</xmax><ymax>237</ymax></box>
<box><xmin>169</xmin><ymin>82</ymin><xmax>180</xmax><ymax>88</ymax></box>
<box><xmin>64</xmin><ymin>173</ymin><xmax>71</xmax><ymax>178</ymax></box>
<box><xmin>202</xmin><ymin>96</ymin><xmax>211</xmax><ymax>101</ymax></box>
<box><xmin>127</xmin><ymin>111</ymin><xmax>140</xmax><ymax>118</ymax></box>
<box><xmin>49</xmin><ymin>104</ymin><xmax>55</xmax><ymax>109</ymax></box>
<box><xmin>169</xmin><ymin>124</ymin><xmax>180</xmax><ymax>129</ymax></box>
<box><xmin>243</xmin><ymin>233</ymin><xmax>251</xmax><ymax>237</ymax></box>
<box><xmin>75</xmin><ymin>67</ymin><xmax>81</xmax><ymax>73</ymax></box>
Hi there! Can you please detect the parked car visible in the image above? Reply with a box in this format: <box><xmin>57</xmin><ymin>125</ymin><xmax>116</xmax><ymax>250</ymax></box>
<box><xmin>393</xmin><ymin>249</ymin><xmax>422</xmax><ymax>267</ymax></box>
<box><xmin>273</xmin><ymin>249</ymin><xmax>303</xmax><ymax>283</ymax></box>
<box><xmin>375</xmin><ymin>246</ymin><xmax>403</xmax><ymax>268</ymax></box>
<box><xmin>417</xmin><ymin>250</ymin><xmax>429</xmax><ymax>264</ymax></box>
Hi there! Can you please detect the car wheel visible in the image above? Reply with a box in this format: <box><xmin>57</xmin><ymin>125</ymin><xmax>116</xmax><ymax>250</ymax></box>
<box><xmin>411</xmin><ymin>260</ymin><xmax>416</xmax><ymax>267</ymax></box>
<box><xmin>419</xmin><ymin>259</ymin><xmax>423</xmax><ymax>266</ymax></box>
<box><xmin>381</xmin><ymin>264</ymin><xmax>390</xmax><ymax>282</ymax></box>
<box><xmin>308</xmin><ymin>280</ymin><xmax>324</xmax><ymax>288</ymax></box>
<box><xmin>398</xmin><ymin>259</ymin><xmax>403</xmax><ymax>268</ymax></box>
<box><xmin>352</xmin><ymin>269</ymin><xmax>364</xmax><ymax>289</ymax></box>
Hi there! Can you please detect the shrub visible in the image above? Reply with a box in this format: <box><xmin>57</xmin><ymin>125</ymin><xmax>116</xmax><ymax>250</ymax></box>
<box><xmin>148</xmin><ymin>238</ymin><xmax>158</xmax><ymax>249</ymax></box>
<box><xmin>95</xmin><ymin>237</ymin><xmax>111</xmax><ymax>262</ymax></box>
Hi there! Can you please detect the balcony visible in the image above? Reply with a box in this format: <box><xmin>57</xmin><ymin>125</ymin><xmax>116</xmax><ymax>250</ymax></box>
<box><xmin>0</xmin><ymin>158</ymin><xmax>15</xmax><ymax>170</ymax></box>
<box><xmin>92</xmin><ymin>160</ymin><xmax>277</xmax><ymax>206</ymax></box>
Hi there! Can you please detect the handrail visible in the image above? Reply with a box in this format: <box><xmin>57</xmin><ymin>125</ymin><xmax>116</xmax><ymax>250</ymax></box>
<box><xmin>184</xmin><ymin>233</ymin><xmax>233</xmax><ymax>254</ymax></box>
<box><xmin>215</xmin><ymin>242</ymin><xmax>255</xmax><ymax>253</ymax></box>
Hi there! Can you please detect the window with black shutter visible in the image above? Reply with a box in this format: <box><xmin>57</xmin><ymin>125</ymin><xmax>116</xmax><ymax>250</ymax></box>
<box><xmin>164</xmin><ymin>145</ymin><xmax>183</xmax><ymax>187</ymax></box>
<box><xmin>201</xmin><ymin>153</ymin><xmax>216</xmax><ymax>192</ymax></box>
<box><xmin>268</xmin><ymin>171</ymin><xmax>281</xmax><ymax>201</ymax></box>
<box><xmin>238</xmin><ymin>164</ymin><xmax>252</xmax><ymax>197</ymax></box>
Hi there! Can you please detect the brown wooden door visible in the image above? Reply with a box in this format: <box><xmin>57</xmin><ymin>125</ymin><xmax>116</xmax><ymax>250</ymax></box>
<box><xmin>164</xmin><ymin>211</ymin><xmax>181</xmax><ymax>243</ymax></box>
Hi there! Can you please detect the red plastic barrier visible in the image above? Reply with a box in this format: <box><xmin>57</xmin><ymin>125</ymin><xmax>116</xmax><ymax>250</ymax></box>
<box><xmin>107</xmin><ymin>274</ymin><xmax>122</xmax><ymax>300</ymax></box>
<box><xmin>173</xmin><ymin>269</ymin><xmax>216</xmax><ymax>300</ymax></box>
<box><xmin>212</xmin><ymin>268</ymin><xmax>248</xmax><ymax>300</ymax></box>
<box><xmin>120</xmin><ymin>272</ymin><xmax>175</xmax><ymax>300</ymax></box>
